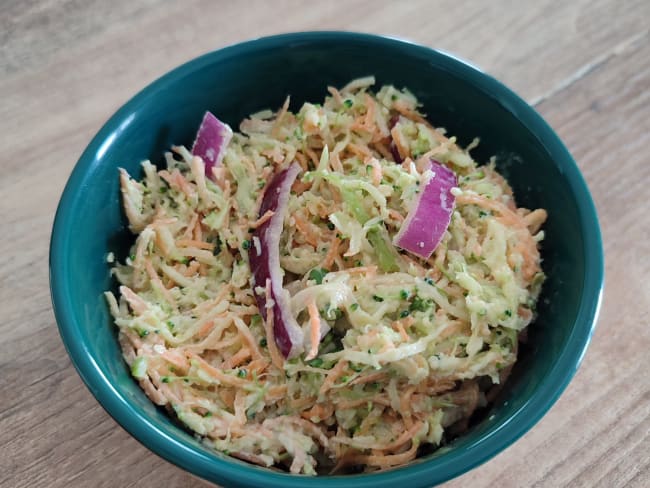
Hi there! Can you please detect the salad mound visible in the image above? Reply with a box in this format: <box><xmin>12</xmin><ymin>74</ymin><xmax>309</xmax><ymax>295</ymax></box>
<box><xmin>107</xmin><ymin>77</ymin><xmax>547</xmax><ymax>474</ymax></box>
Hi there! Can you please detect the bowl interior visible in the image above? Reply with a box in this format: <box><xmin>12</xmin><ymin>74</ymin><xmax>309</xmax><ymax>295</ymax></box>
<box><xmin>50</xmin><ymin>33</ymin><xmax>602</xmax><ymax>488</ymax></box>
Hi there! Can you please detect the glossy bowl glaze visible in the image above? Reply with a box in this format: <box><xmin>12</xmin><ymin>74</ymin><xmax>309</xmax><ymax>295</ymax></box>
<box><xmin>50</xmin><ymin>32</ymin><xmax>603</xmax><ymax>488</ymax></box>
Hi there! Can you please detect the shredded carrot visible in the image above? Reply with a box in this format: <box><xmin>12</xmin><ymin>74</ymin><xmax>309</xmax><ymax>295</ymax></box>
<box><xmin>319</xmin><ymin>360</ymin><xmax>348</xmax><ymax>395</ymax></box>
<box><xmin>355</xmin><ymin>439</ymin><xmax>419</xmax><ymax>467</ymax></box>
<box><xmin>393</xmin><ymin>101</ymin><xmax>429</xmax><ymax>124</ymax></box>
<box><xmin>301</xmin><ymin>402</ymin><xmax>334</xmax><ymax>422</ymax></box>
<box><xmin>322</xmin><ymin>237</ymin><xmax>341</xmax><ymax>268</ymax></box>
<box><xmin>391</xmin><ymin>320</ymin><xmax>410</xmax><ymax>342</ymax></box>
<box><xmin>232</xmin><ymin>317</ymin><xmax>264</xmax><ymax>361</ymax></box>
<box><xmin>390</xmin><ymin>126</ymin><xmax>410</xmax><ymax>161</ymax></box>
<box><xmin>180</xmin><ymin>260</ymin><xmax>200</xmax><ymax>277</ymax></box>
<box><xmin>294</xmin><ymin>151</ymin><xmax>309</xmax><ymax>172</ymax></box>
<box><xmin>364</xmin><ymin>94</ymin><xmax>377</xmax><ymax>131</ymax></box>
<box><xmin>196</xmin><ymin>320</ymin><xmax>215</xmax><ymax>338</ymax></box>
<box><xmin>176</xmin><ymin>238</ymin><xmax>215</xmax><ymax>251</ymax></box>
<box><xmin>368</xmin><ymin>157</ymin><xmax>382</xmax><ymax>186</ymax></box>
<box><xmin>119</xmin><ymin>285</ymin><xmax>147</xmax><ymax>315</ymax></box>
<box><xmin>219</xmin><ymin>388</ymin><xmax>236</xmax><ymax>409</ymax></box>
<box><xmin>185</xmin><ymin>352</ymin><xmax>248</xmax><ymax>388</ymax></box>
<box><xmin>399</xmin><ymin>386</ymin><xmax>416</xmax><ymax>429</ymax></box>
<box><xmin>234</xmin><ymin>389</ymin><xmax>247</xmax><ymax>425</ymax></box>
<box><xmin>223</xmin><ymin>347</ymin><xmax>251</xmax><ymax>370</ymax></box>
<box><xmin>211</xmin><ymin>166</ymin><xmax>227</xmax><ymax>190</ymax></box>
<box><xmin>250</xmin><ymin>210</ymin><xmax>275</xmax><ymax>229</ymax></box>
<box><xmin>518</xmin><ymin>306</ymin><xmax>533</xmax><ymax>322</ymax></box>
<box><xmin>304</xmin><ymin>298</ymin><xmax>321</xmax><ymax>361</ymax></box>
<box><xmin>329</xmin><ymin>151</ymin><xmax>344</xmax><ymax>173</ymax></box>
<box><xmin>161</xmin><ymin>350</ymin><xmax>190</xmax><ymax>371</ymax></box>
<box><xmin>327</xmin><ymin>86</ymin><xmax>343</xmax><ymax>105</ymax></box>
<box><xmin>337</xmin><ymin>395</ymin><xmax>391</xmax><ymax>409</ymax></box>
<box><xmin>523</xmin><ymin>208</ymin><xmax>548</xmax><ymax>234</ymax></box>
<box><xmin>382</xmin><ymin>420</ymin><xmax>423</xmax><ymax>452</ymax></box>
<box><xmin>334</xmin><ymin>265</ymin><xmax>377</xmax><ymax>277</ymax></box>
<box><xmin>139</xmin><ymin>376</ymin><xmax>168</xmax><ymax>406</ymax></box>
<box><xmin>457</xmin><ymin>193</ymin><xmax>524</xmax><ymax>228</ymax></box>
<box><xmin>388</xmin><ymin>209</ymin><xmax>404</xmax><ymax>223</ymax></box>
<box><xmin>181</xmin><ymin>213</ymin><xmax>199</xmax><ymax>240</ymax></box>
<box><xmin>349</xmin><ymin>371</ymin><xmax>387</xmax><ymax>386</ymax></box>
<box><xmin>271</xmin><ymin>96</ymin><xmax>291</xmax><ymax>138</ymax></box>
<box><xmin>246</xmin><ymin>358</ymin><xmax>270</xmax><ymax>376</ymax></box>
<box><xmin>292</xmin><ymin>213</ymin><xmax>319</xmax><ymax>247</ymax></box>
<box><xmin>347</xmin><ymin>142</ymin><xmax>372</xmax><ymax>158</ymax></box>
<box><xmin>372</xmin><ymin>140</ymin><xmax>393</xmax><ymax>160</ymax></box>
<box><xmin>305</xmin><ymin>147</ymin><xmax>320</xmax><ymax>167</ymax></box>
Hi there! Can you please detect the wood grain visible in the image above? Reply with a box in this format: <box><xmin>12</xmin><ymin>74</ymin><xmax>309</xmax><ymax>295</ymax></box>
<box><xmin>1</xmin><ymin>1</ymin><xmax>649</xmax><ymax>487</ymax></box>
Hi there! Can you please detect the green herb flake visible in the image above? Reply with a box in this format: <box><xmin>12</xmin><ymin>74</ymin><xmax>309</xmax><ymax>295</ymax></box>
<box><xmin>410</xmin><ymin>295</ymin><xmax>432</xmax><ymax>312</ymax></box>
<box><xmin>259</xmin><ymin>337</ymin><xmax>267</xmax><ymax>348</ymax></box>
<box><xmin>372</xmin><ymin>295</ymin><xmax>384</xmax><ymax>302</ymax></box>
<box><xmin>213</xmin><ymin>237</ymin><xmax>223</xmax><ymax>256</ymax></box>
<box><xmin>308</xmin><ymin>358</ymin><xmax>324</xmax><ymax>368</ymax></box>
<box><xmin>308</xmin><ymin>268</ymin><xmax>328</xmax><ymax>285</ymax></box>
<box><xmin>399</xmin><ymin>309</ymin><xmax>410</xmax><ymax>318</ymax></box>
<box><xmin>242</xmin><ymin>239</ymin><xmax>251</xmax><ymax>250</ymax></box>
<box><xmin>343</xmin><ymin>99</ymin><xmax>353</xmax><ymax>108</ymax></box>
<box><xmin>399</xmin><ymin>289</ymin><xmax>410</xmax><ymax>300</ymax></box>
<box><xmin>350</xmin><ymin>303</ymin><xmax>359</xmax><ymax>311</ymax></box>
<box><xmin>237</xmin><ymin>369</ymin><xmax>247</xmax><ymax>378</ymax></box>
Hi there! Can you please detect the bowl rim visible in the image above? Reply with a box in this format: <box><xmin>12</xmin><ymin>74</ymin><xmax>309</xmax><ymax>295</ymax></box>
<box><xmin>49</xmin><ymin>30</ymin><xmax>604</xmax><ymax>488</ymax></box>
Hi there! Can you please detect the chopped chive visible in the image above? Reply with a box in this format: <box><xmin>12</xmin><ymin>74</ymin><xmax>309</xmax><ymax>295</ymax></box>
<box><xmin>400</xmin><ymin>309</ymin><xmax>410</xmax><ymax>318</ymax></box>
<box><xmin>242</xmin><ymin>239</ymin><xmax>251</xmax><ymax>250</ymax></box>
<box><xmin>237</xmin><ymin>369</ymin><xmax>247</xmax><ymax>378</ymax></box>
<box><xmin>327</xmin><ymin>221</ymin><xmax>335</xmax><ymax>230</ymax></box>
<box><xmin>372</xmin><ymin>295</ymin><xmax>384</xmax><ymax>302</ymax></box>
<box><xmin>399</xmin><ymin>289</ymin><xmax>409</xmax><ymax>300</ymax></box>
<box><xmin>350</xmin><ymin>303</ymin><xmax>359</xmax><ymax>311</ymax></box>
<box><xmin>343</xmin><ymin>99</ymin><xmax>353</xmax><ymax>108</ymax></box>
<box><xmin>259</xmin><ymin>337</ymin><xmax>267</xmax><ymax>347</ymax></box>
<box><xmin>308</xmin><ymin>358</ymin><xmax>324</xmax><ymax>368</ymax></box>
<box><xmin>161</xmin><ymin>376</ymin><xmax>170</xmax><ymax>383</ymax></box>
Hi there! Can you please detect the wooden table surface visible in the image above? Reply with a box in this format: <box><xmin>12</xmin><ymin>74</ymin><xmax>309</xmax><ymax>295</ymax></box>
<box><xmin>2</xmin><ymin>1</ymin><xmax>649</xmax><ymax>486</ymax></box>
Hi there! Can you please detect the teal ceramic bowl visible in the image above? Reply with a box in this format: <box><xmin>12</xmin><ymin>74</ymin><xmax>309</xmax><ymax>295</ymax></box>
<box><xmin>50</xmin><ymin>32</ymin><xmax>603</xmax><ymax>487</ymax></box>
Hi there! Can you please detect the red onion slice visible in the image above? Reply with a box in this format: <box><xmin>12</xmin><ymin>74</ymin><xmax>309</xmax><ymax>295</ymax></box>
<box><xmin>249</xmin><ymin>163</ymin><xmax>303</xmax><ymax>358</ymax></box>
<box><xmin>191</xmin><ymin>111</ymin><xmax>233</xmax><ymax>177</ymax></box>
<box><xmin>393</xmin><ymin>160</ymin><xmax>457</xmax><ymax>259</ymax></box>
